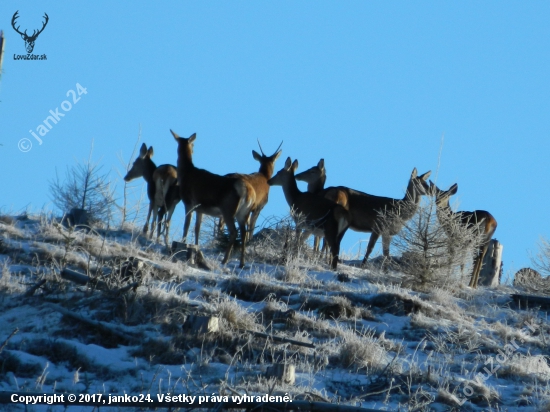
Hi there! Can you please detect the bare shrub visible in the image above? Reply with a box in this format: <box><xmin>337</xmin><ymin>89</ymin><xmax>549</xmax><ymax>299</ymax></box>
<box><xmin>383</xmin><ymin>198</ymin><xmax>484</xmax><ymax>291</ymax></box>
<box><xmin>49</xmin><ymin>142</ymin><xmax>116</xmax><ymax>225</ymax></box>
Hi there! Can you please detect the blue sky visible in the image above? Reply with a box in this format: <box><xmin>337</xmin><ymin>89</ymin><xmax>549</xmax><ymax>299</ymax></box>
<box><xmin>1</xmin><ymin>1</ymin><xmax>549</xmax><ymax>276</ymax></box>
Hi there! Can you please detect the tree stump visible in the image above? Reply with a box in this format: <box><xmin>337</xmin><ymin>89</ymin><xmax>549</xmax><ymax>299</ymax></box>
<box><xmin>266</xmin><ymin>363</ymin><xmax>295</xmax><ymax>385</ymax></box>
<box><xmin>478</xmin><ymin>239</ymin><xmax>503</xmax><ymax>287</ymax></box>
<box><xmin>171</xmin><ymin>242</ymin><xmax>199</xmax><ymax>262</ymax></box>
<box><xmin>182</xmin><ymin>315</ymin><xmax>219</xmax><ymax>335</ymax></box>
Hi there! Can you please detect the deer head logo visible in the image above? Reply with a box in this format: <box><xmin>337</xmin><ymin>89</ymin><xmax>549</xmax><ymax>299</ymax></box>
<box><xmin>11</xmin><ymin>11</ymin><xmax>49</xmax><ymax>54</ymax></box>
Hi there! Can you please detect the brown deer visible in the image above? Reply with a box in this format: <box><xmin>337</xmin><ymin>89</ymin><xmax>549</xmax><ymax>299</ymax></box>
<box><xmin>223</xmin><ymin>140</ymin><xmax>282</xmax><ymax>242</ymax></box>
<box><xmin>429</xmin><ymin>181</ymin><xmax>498</xmax><ymax>288</ymax></box>
<box><xmin>171</xmin><ymin>130</ymin><xmax>255</xmax><ymax>268</ymax></box>
<box><xmin>294</xmin><ymin>159</ymin><xmax>328</xmax><ymax>253</ymax></box>
<box><xmin>319</xmin><ymin>168</ymin><xmax>431</xmax><ymax>267</ymax></box>
<box><xmin>268</xmin><ymin>157</ymin><xmax>350</xmax><ymax>269</ymax></box>
<box><xmin>124</xmin><ymin>143</ymin><xmax>180</xmax><ymax>245</ymax></box>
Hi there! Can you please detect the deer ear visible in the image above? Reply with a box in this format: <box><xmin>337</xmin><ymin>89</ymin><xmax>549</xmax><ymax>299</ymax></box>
<box><xmin>273</xmin><ymin>150</ymin><xmax>282</xmax><ymax>161</ymax></box>
<box><xmin>318</xmin><ymin>159</ymin><xmax>325</xmax><ymax>170</ymax></box>
<box><xmin>147</xmin><ymin>146</ymin><xmax>154</xmax><ymax>158</ymax></box>
<box><xmin>449</xmin><ymin>183</ymin><xmax>458</xmax><ymax>195</ymax></box>
<box><xmin>170</xmin><ymin>129</ymin><xmax>179</xmax><ymax>142</ymax></box>
<box><xmin>291</xmin><ymin>159</ymin><xmax>299</xmax><ymax>172</ymax></box>
<box><xmin>188</xmin><ymin>133</ymin><xmax>197</xmax><ymax>143</ymax></box>
<box><xmin>139</xmin><ymin>143</ymin><xmax>148</xmax><ymax>157</ymax></box>
<box><xmin>411</xmin><ymin>168</ymin><xmax>418</xmax><ymax>179</ymax></box>
<box><xmin>420</xmin><ymin>171</ymin><xmax>431</xmax><ymax>181</ymax></box>
<box><xmin>284</xmin><ymin>157</ymin><xmax>292</xmax><ymax>169</ymax></box>
<box><xmin>252</xmin><ymin>150</ymin><xmax>262</xmax><ymax>161</ymax></box>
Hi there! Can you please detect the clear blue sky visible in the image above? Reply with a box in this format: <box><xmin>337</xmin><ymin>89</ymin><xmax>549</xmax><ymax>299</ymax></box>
<box><xmin>1</xmin><ymin>1</ymin><xmax>549</xmax><ymax>277</ymax></box>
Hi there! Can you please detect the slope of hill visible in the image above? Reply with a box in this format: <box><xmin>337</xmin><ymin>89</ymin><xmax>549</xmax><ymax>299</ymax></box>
<box><xmin>0</xmin><ymin>214</ymin><xmax>549</xmax><ymax>411</ymax></box>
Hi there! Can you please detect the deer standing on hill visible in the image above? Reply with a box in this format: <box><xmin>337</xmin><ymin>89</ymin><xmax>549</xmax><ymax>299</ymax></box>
<box><xmin>224</xmin><ymin>140</ymin><xmax>282</xmax><ymax>242</ymax></box>
<box><xmin>124</xmin><ymin>143</ymin><xmax>180</xmax><ymax>246</ymax></box>
<box><xmin>296</xmin><ymin>167</ymin><xmax>431</xmax><ymax>266</ymax></box>
<box><xmin>429</xmin><ymin>182</ymin><xmax>498</xmax><ymax>288</ymax></box>
<box><xmin>171</xmin><ymin>130</ymin><xmax>255</xmax><ymax>268</ymax></box>
<box><xmin>268</xmin><ymin>157</ymin><xmax>349</xmax><ymax>269</ymax></box>
<box><xmin>295</xmin><ymin>159</ymin><xmax>328</xmax><ymax>253</ymax></box>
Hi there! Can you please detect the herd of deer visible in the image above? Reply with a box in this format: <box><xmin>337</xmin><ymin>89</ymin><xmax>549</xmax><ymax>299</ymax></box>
<box><xmin>123</xmin><ymin>130</ymin><xmax>497</xmax><ymax>288</ymax></box>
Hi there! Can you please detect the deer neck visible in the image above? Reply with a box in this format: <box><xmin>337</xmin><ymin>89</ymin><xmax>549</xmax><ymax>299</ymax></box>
<box><xmin>435</xmin><ymin>198</ymin><xmax>453</xmax><ymax>223</ymax></box>
<box><xmin>142</xmin><ymin>158</ymin><xmax>157</xmax><ymax>184</ymax></box>
<box><xmin>259</xmin><ymin>162</ymin><xmax>275</xmax><ymax>180</ymax></box>
<box><xmin>177</xmin><ymin>148</ymin><xmax>195</xmax><ymax>176</ymax></box>
<box><xmin>280</xmin><ymin>173</ymin><xmax>302</xmax><ymax>208</ymax></box>
<box><xmin>307</xmin><ymin>175</ymin><xmax>325</xmax><ymax>193</ymax></box>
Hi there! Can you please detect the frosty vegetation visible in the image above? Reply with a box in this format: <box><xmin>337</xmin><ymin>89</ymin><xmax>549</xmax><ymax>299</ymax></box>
<box><xmin>0</xmin><ymin>147</ymin><xmax>548</xmax><ymax>411</ymax></box>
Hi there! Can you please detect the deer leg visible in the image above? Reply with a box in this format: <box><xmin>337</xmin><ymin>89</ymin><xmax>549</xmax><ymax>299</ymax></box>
<box><xmin>144</xmin><ymin>203</ymin><xmax>153</xmax><ymax>234</ymax></box>
<box><xmin>247</xmin><ymin>210</ymin><xmax>260</xmax><ymax>244</ymax></box>
<box><xmin>469</xmin><ymin>243</ymin><xmax>489</xmax><ymax>288</ymax></box>
<box><xmin>362</xmin><ymin>232</ymin><xmax>379</xmax><ymax>266</ymax></box>
<box><xmin>324</xmin><ymin>224</ymin><xmax>341</xmax><ymax>270</ymax></box>
<box><xmin>216</xmin><ymin>218</ymin><xmax>225</xmax><ymax>238</ymax></box>
<box><xmin>238</xmin><ymin>218</ymin><xmax>247</xmax><ymax>268</ymax></box>
<box><xmin>163</xmin><ymin>203</ymin><xmax>177</xmax><ymax>247</ymax></box>
<box><xmin>381</xmin><ymin>235</ymin><xmax>392</xmax><ymax>271</ymax></box>
<box><xmin>150</xmin><ymin>207</ymin><xmax>159</xmax><ymax>240</ymax></box>
<box><xmin>156</xmin><ymin>206</ymin><xmax>166</xmax><ymax>241</ymax></box>
<box><xmin>313</xmin><ymin>235</ymin><xmax>320</xmax><ymax>253</ymax></box>
<box><xmin>194</xmin><ymin>212</ymin><xmax>203</xmax><ymax>246</ymax></box>
<box><xmin>222</xmin><ymin>216</ymin><xmax>238</xmax><ymax>265</ymax></box>
<box><xmin>182</xmin><ymin>206</ymin><xmax>193</xmax><ymax>244</ymax></box>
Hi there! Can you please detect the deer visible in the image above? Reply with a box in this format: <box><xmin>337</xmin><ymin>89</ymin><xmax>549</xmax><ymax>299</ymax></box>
<box><xmin>304</xmin><ymin>168</ymin><xmax>432</xmax><ymax>267</ymax></box>
<box><xmin>11</xmin><ymin>11</ymin><xmax>49</xmax><ymax>54</ymax></box>
<box><xmin>294</xmin><ymin>159</ymin><xmax>328</xmax><ymax>253</ymax></box>
<box><xmin>268</xmin><ymin>157</ymin><xmax>350</xmax><ymax>269</ymax></box>
<box><xmin>224</xmin><ymin>140</ymin><xmax>282</xmax><ymax>242</ymax></box>
<box><xmin>429</xmin><ymin>181</ymin><xmax>498</xmax><ymax>288</ymax></box>
<box><xmin>124</xmin><ymin>143</ymin><xmax>180</xmax><ymax>246</ymax></box>
<box><xmin>171</xmin><ymin>130</ymin><xmax>255</xmax><ymax>268</ymax></box>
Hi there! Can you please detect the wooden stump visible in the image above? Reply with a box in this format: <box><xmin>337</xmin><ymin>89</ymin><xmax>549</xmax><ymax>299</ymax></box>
<box><xmin>182</xmin><ymin>315</ymin><xmax>219</xmax><ymax>334</ymax></box>
<box><xmin>171</xmin><ymin>242</ymin><xmax>198</xmax><ymax>261</ymax></box>
<box><xmin>478</xmin><ymin>239</ymin><xmax>503</xmax><ymax>287</ymax></box>
<box><xmin>266</xmin><ymin>363</ymin><xmax>295</xmax><ymax>385</ymax></box>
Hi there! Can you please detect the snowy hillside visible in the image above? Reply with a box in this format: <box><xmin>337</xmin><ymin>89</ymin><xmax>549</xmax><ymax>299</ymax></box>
<box><xmin>0</xmin><ymin>214</ymin><xmax>549</xmax><ymax>411</ymax></box>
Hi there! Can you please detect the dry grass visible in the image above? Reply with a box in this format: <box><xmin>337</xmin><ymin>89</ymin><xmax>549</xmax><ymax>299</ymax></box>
<box><xmin>499</xmin><ymin>355</ymin><xmax>550</xmax><ymax>381</ymax></box>
<box><xmin>338</xmin><ymin>327</ymin><xmax>389</xmax><ymax>371</ymax></box>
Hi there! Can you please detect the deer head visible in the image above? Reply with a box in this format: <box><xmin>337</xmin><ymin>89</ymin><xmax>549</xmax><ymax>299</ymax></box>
<box><xmin>12</xmin><ymin>11</ymin><xmax>49</xmax><ymax>53</ymax></box>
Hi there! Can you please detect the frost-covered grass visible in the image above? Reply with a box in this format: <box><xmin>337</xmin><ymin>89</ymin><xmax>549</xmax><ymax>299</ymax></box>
<box><xmin>0</xmin><ymin>213</ymin><xmax>549</xmax><ymax>411</ymax></box>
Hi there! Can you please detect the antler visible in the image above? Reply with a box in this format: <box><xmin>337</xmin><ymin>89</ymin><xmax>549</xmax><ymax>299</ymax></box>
<box><xmin>257</xmin><ymin>139</ymin><xmax>265</xmax><ymax>156</ymax></box>
<box><xmin>275</xmin><ymin>140</ymin><xmax>283</xmax><ymax>154</ymax></box>
<box><xmin>31</xmin><ymin>13</ymin><xmax>49</xmax><ymax>39</ymax></box>
<box><xmin>11</xmin><ymin>11</ymin><xmax>26</xmax><ymax>37</ymax></box>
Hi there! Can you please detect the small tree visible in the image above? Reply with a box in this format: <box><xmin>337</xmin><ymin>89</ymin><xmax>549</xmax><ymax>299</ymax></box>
<box><xmin>49</xmin><ymin>143</ymin><xmax>116</xmax><ymax>225</ymax></box>
<box><xmin>381</xmin><ymin>198</ymin><xmax>484</xmax><ymax>291</ymax></box>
